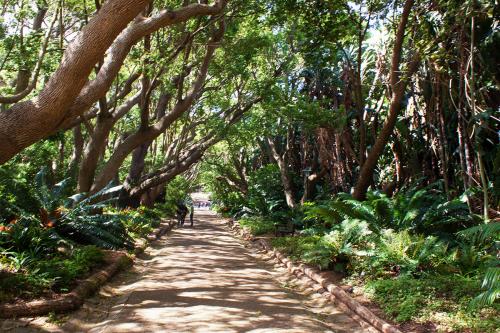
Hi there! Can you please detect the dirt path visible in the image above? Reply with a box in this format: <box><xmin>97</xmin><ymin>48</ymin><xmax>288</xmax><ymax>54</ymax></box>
<box><xmin>1</xmin><ymin>211</ymin><xmax>368</xmax><ymax>333</ymax></box>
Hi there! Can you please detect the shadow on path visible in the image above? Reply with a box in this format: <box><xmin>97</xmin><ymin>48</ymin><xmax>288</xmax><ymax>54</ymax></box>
<box><xmin>1</xmin><ymin>211</ymin><xmax>367</xmax><ymax>333</ymax></box>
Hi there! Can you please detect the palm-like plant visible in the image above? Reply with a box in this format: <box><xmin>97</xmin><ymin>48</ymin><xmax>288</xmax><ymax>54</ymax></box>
<box><xmin>305</xmin><ymin>184</ymin><xmax>476</xmax><ymax>237</ymax></box>
<box><xmin>458</xmin><ymin>222</ymin><xmax>500</xmax><ymax>307</ymax></box>
<box><xmin>29</xmin><ymin>169</ymin><xmax>134</xmax><ymax>250</ymax></box>
<box><xmin>471</xmin><ymin>265</ymin><xmax>500</xmax><ymax>307</ymax></box>
<box><xmin>55</xmin><ymin>186</ymin><xmax>134</xmax><ymax>250</ymax></box>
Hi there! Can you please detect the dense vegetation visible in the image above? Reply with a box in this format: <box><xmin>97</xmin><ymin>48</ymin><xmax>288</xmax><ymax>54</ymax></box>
<box><xmin>199</xmin><ymin>0</ymin><xmax>499</xmax><ymax>331</ymax></box>
<box><xmin>0</xmin><ymin>0</ymin><xmax>498</xmax><ymax>331</ymax></box>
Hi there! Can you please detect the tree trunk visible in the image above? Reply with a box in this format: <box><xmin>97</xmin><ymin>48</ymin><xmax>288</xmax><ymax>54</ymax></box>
<box><xmin>352</xmin><ymin>0</ymin><xmax>416</xmax><ymax>200</ymax></box>
<box><xmin>90</xmin><ymin>28</ymin><xmax>223</xmax><ymax>193</ymax></box>
<box><xmin>0</xmin><ymin>0</ymin><xmax>149</xmax><ymax>163</ymax></box>
<box><xmin>14</xmin><ymin>5</ymin><xmax>48</xmax><ymax>94</ymax></box>
<box><xmin>67</xmin><ymin>124</ymin><xmax>84</xmax><ymax>178</ymax></box>
<box><xmin>267</xmin><ymin>137</ymin><xmax>297</xmax><ymax>209</ymax></box>
<box><xmin>118</xmin><ymin>142</ymin><xmax>152</xmax><ymax>207</ymax></box>
<box><xmin>0</xmin><ymin>1</ymin><xmax>226</xmax><ymax>164</ymax></box>
<box><xmin>77</xmin><ymin>114</ymin><xmax>115</xmax><ymax>193</ymax></box>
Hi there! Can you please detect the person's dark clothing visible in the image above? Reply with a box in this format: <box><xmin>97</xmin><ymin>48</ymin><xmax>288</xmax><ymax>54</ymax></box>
<box><xmin>176</xmin><ymin>203</ymin><xmax>188</xmax><ymax>226</ymax></box>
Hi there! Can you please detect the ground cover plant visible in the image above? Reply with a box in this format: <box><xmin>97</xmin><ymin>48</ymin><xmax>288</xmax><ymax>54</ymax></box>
<box><xmin>233</xmin><ymin>186</ymin><xmax>499</xmax><ymax>332</ymax></box>
<box><xmin>0</xmin><ymin>245</ymin><xmax>104</xmax><ymax>302</ymax></box>
<box><xmin>0</xmin><ymin>166</ymin><xmax>172</xmax><ymax>305</ymax></box>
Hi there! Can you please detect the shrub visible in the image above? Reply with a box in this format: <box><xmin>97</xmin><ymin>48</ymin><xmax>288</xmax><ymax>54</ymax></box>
<box><xmin>56</xmin><ymin>195</ymin><xmax>134</xmax><ymax>250</ymax></box>
<box><xmin>271</xmin><ymin>235</ymin><xmax>338</xmax><ymax>270</ymax></box>
<box><xmin>304</xmin><ymin>185</ymin><xmax>477</xmax><ymax>238</ymax></box>
<box><xmin>34</xmin><ymin>245</ymin><xmax>104</xmax><ymax>291</ymax></box>
<box><xmin>246</xmin><ymin>164</ymin><xmax>287</xmax><ymax>215</ymax></box>
<box><xmin>361</xmin><ymin>230</ymin><xmax>456</xmax><ymax>278</ymax></box>
<box><xmin>238</xmin><ymin>217</ymin><xmax>275</xmax><ymax>236</ymax></box>
<box><xmin>0</xmin><ymin>245</ymin><xmax>104</xmax><ymax>301</ymax></box>
<box><xmin>115</xmin><ymin>206</ymin><xmax>162</xmax><ymax>239</ymax></box>
<box><xmin>0</xmin><ymin>215</ymin><xmax>61</xmax><ymax>256</ymax></box>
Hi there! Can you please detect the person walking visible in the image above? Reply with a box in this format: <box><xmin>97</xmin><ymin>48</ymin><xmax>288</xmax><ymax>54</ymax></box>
<box><xmin>176</xmin><ymin>201</ymin><xmax>188</xmax><ymax>226</ymax></box>
<box><xmin>189</xmin><ymin>204</ymin><xmax>194</xmax><ymax>227</ymax></box>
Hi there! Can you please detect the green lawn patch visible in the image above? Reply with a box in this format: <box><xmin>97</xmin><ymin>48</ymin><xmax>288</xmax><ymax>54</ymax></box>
<box><xmin>364</xmin><ymin>275</ymin><xmax>500</xmax><ymax>332</ymax></box>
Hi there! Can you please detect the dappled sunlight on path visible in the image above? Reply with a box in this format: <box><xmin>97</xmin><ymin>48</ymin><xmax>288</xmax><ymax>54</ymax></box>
<box><xmin>1</xmin><ymin>211</ymin><xmax>367</xmax><ymax>333</ymax></box>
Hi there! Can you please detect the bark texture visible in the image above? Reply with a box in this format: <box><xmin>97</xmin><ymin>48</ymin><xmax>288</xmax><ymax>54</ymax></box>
<box><xmin>267</xmin><ymin>137</ymin><xmax>297</xmax><ymax>209</ymax></box>
<box><xmin>0</xmin><ymin>0</ymin><xmax>226</xmax><ymax>164</ymax></box>
<box><xmin>352</xmin><ymin>0</ymin><xmax>416</xmax><ymax>200</ymax></box>
<box><xmin>0</xmin><ymin>0</ymin><xmax>149</xmax><ymax>163</ymax></box>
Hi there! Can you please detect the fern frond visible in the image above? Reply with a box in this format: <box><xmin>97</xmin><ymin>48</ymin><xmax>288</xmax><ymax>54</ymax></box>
<box><xmin>457</xmin><ymin>222</ymin><xmax>500</xmax><ymax>244</ymax></box>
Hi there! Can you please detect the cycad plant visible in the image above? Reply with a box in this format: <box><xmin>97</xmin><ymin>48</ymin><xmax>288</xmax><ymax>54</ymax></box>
<box><xmin>55</xmin><ymin>186</ymin><xmax>134</xmax><ymax>250</ymax></box>
<box><xmin>19</xmin><ymin>168</ymin><xmax>135</xmax><ymax>250</ymax></box>
<box><xmin>458</xmin><ymin>222</ymin><xmax>500</xmax><ymax>307</ymax></box>
<box><xmin>305</xmin><ymin>183</ymin><xmax>476</xmax><ymax>237</ymax></box>
<box><xmin>471</xmin><ymin>265</ymin><xmax>500</xmax><ymax>307</ymax></box>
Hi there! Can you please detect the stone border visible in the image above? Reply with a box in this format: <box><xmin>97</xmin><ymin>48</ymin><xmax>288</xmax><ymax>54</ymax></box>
<box><xmin>0</xmin><ymin>218</ymin><xmax>177</xmax><ymax>319</ymax></box>
<box><xmin>0</xmin><ymin>251</ymin><xmax>131</xmax><ymax>319</ymax></box>
<box><xmin>134</xmin><ymin>218</ymin><xmax>177</xmax><ymax>255</ymax></box>
<box><xmin>226</xmin><ymin>219</ymin><xmax>402</xmax><ymax>333</ymax></box>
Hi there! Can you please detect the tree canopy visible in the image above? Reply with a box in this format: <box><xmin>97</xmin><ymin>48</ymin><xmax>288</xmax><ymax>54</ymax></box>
<box><xmin>0</xmin><ymin>0</ymin><xmax>499</xmax><ymax>329</ymax></box>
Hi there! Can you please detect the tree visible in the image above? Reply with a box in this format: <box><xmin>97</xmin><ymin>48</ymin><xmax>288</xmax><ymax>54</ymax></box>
<box><xmin>0</xmin><ymin>0</ymin><xmax>226</xmax><ymax>164</ymax></box>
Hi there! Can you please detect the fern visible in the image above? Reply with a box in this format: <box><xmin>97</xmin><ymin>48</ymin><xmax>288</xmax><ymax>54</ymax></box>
<box><xmin>471</xmin><ymin>265</ymin><xmax>500</xmax><ymax>307</ymax></box>
<box><xmin>458</xmin><ymin>222</ymin><xmax>500</xmax><ymax>244</ymax></box>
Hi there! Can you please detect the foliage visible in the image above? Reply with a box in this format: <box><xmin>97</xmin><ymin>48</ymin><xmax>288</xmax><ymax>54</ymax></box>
<box><xmin>0</xmin><ymin>166</ymin><xmax>39</xmax><ymax>222</ymax></box>
<box><xmin>471</xmin><ymin>266</ymin><xmax>500</xmax><ymax>308</ymax></box>
<box><xmin>207</xmin><ymin>162</ymin><xmax>287</xmax><ymax>217</ymax></box>
<box><xmin>245</xmin><ymin>164</ymin><xmax>287</xmax><ymax>216</ymax></box>
<box><xmin>0</xmin><ymin>245</ymin><xmax>104</xmax><ymax>302</ymax></box>
<box><xmin>304</xmin><ymin>186</ymin><xmax>477</xmax><ymax>237</ymax></box>
<box><xmin>112</xmin><ymin>206</ymin><xmax>162</xmax><ymax>239</ymax></box>
<box><xmin>271</xmin><ymin>235</ymin><xmax>329</xmax><ymax>268</ymax></box>
<box><xmin>364</xmin><ymin>275</ymin><xmax>499</xmax><ymax>332</ymax></box>
<box><xmin>46</xmin><ymin>183</ymin><xmax>135</xmax><ymax>250</ymax></box>
<box><xmin>362</xmin><ymin>230</ymin><xmax>456</xmax><ymax>278</ymax></box>
<box><xmin>34</xmin><ymin>245</ymin><xmax>104</xmax><ymax>291</ymax></box>
<box><xmin>238</xmin><ymin>216</ymin><xmax>275</xmax><ymax>236</ymax></box>
<box><xmin>161</xmin><ymin>176</ymin><xmax>195</xmax><ymax>216</ymax></box>
<box><xmin>458</xmin><ymin>222</ymin><xmax>500</xmax><ymax>307</ymax></box>
<box><xmin>0</xmin><ymin>0</ymin><xmax>497</xmax><ymax>330</ymax></box>
<box><xmin>0</xmin><ymin>215</ymin><xmax>61</xmax><ymax>256</ymax></box>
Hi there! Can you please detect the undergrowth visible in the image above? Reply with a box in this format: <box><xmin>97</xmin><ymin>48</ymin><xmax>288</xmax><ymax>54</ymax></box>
<box><xmin>0</xmin><ymin>245</ymin><xmax>104</xmax><ymax>302</ymax></box>
<box><xmin>237</xmin><ymin>187</ymin><xmax>499</xmax><ymax>332</ymax></box>
<box><xmin>364</xmin><ymin>275</ymin><xmax>500</xmax><ymax>332</ymax></box>
<box><xmin>238</xmin><ymin>217</ymin><xmax>275</xmax><ymax>236</ymax></box>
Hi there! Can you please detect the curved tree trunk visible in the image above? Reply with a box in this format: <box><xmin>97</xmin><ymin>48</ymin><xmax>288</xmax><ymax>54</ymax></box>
<box><xmin>77</xmin><ymin>114</ymin><xmax>115</xmax><ymax>193</ymax></box>
<box><xmin>0</xmin><ymin>0</ymin><xmax>149</xmax><ymax>163</ymax></box>
<box><xmin>90</xmin><ymin>27</ymin><xmax>223</xmax><ymax>193</ymax></box>
<box><xmin>77</xmin><ymin>92</ymin><xmax>141</xmax><ymax>192</ymax></box>
<box><xmin>0</xmin><ymin>0</ymin><xmax>226</xmax><ymax>164</ymax></box>
<box><xmin>352</xmin><ymin>0</ymin><xmax>417</xmax><ymax>200</ymax></box>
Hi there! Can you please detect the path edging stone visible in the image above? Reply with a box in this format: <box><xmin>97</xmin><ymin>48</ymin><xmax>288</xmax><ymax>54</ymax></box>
<box><xmin>226</xmin><ymin>218</ymin><xmax>402</xmax><ymax>333</ymax></box>
<box><xmin>0</xmin><ymin>218</ymin><xmax>176</xmax><ymax>319</ymax></box>
<box><xmin>134</xmin><ymin>218</ymin><xmax>176</xmax><ymax>255</ymax></box>
<box><xmin>0</xmin><ymin>251</ymin><xmax>131</xmax><ymax>319</ymax></box>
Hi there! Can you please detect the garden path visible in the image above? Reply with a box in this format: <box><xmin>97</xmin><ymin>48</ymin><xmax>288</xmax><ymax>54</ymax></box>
<box><xmin>2</xmin><ymin>210</ymin><xmax>369</xmax><ymax>333</ymax></box>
